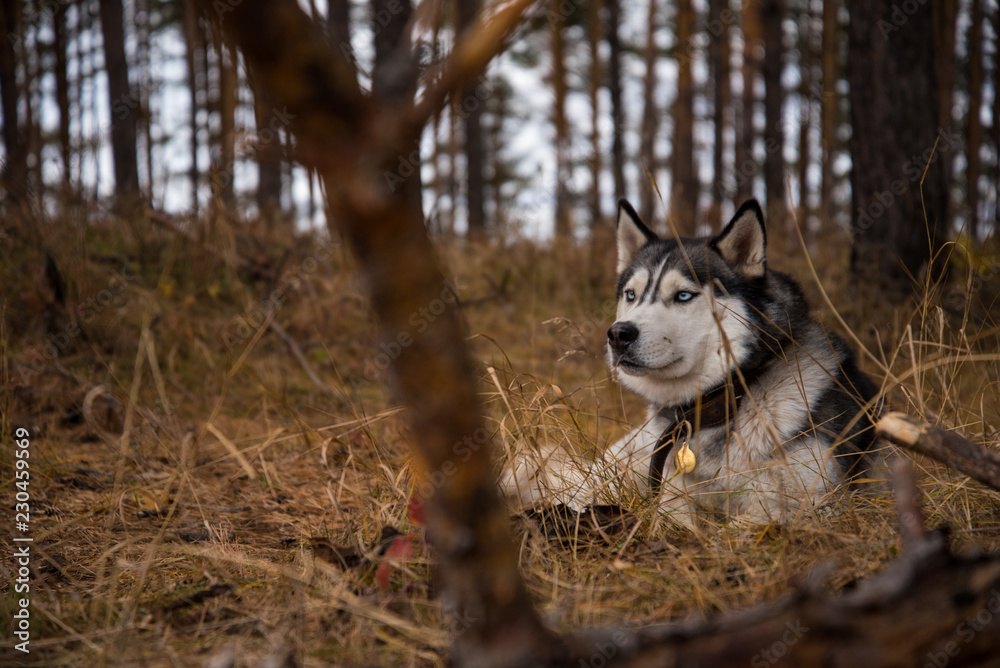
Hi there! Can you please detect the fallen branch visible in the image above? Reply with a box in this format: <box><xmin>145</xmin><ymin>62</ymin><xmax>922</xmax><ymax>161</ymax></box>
<box><xmin>877</xmin><ymin>411</ymin><xmax>1000</xmax><ymax>491</ymax></box>
<box><xmin>562</xmin><ymin>463</ymin><xmax>1000</xmax><ymax>667</ymax></box>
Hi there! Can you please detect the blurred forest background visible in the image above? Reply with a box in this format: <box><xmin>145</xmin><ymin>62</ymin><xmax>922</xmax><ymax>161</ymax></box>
<box><xmin>2</xmin><ymin>0</ymin><xmax>998</xmax><ymax>269</ymax></box>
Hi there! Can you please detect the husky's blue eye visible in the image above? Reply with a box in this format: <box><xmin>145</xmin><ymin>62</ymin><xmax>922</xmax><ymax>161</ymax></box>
<box><xmin>625</xmin><ymin>289</ymin><xmax>636</xmax><ymax>302</ymax></box>
<box><xmin>675</xmin><ymin>290</ymin><xmax>696</xmax><ymax>303</ymax></box>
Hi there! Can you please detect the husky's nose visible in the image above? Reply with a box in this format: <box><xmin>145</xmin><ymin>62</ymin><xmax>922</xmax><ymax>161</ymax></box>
<box><xmin>608</xmin><ymin>322</ymin><xmax>639</xmax><ymax>353</ymax></box>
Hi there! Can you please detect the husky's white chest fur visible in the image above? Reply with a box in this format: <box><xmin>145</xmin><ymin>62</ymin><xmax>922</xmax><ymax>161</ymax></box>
<box><xmin>502</xmin><ymin>200</ymin><xmax>881</xmax><ymax>525</ymax></box>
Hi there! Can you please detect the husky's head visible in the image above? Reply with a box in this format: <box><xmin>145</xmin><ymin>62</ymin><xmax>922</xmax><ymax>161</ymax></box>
<box><xmin>607</xmin><ymin>199</ymin><xmax>783</xmax><ymax>407</ymax></box>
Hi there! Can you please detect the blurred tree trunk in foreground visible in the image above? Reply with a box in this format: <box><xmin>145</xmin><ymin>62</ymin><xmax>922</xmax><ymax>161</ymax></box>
<box><xmin>846</xmin><ymin>0</ymin><xmax>947</xmax><ymax>297</ymax></box>
<box><xmin>199</xmin><ymin>1</ymin><xmax>554</xmax><ymax>664</ymax></box>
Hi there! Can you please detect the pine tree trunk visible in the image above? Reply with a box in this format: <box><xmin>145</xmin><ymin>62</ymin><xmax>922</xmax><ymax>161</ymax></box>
<box><xmin>846</xmin><ymin>0</ymin><xmax>947</xmax><ymax>298</ymax></box>
<box><xmin>182</xmin><ymin>0</ymin><xmax>201</xmax><ymax>213</ymax></box>
<box><xmin>99</xmin><ymin>0</ymin><xmax>141</xmax><ymax>206</ymax></box>
<box><xmin>933</xmin><ymin>0</ymin><xmax>957</xmax><ymax>226</ymax></box>
<box><xmin>639</xmin><ymin>0</ymin><xmax>658</xmax><ymax>225</ymax></box>
<box><xmin>551</xmin><ymin>2</ymin><xmax>571</xmax><ymax>238</ymax></box>
<box><xmin>605</xmin><ymin>0</ymin><xmax>626</xmax><ymax>201</ymax></box>
<box><xmin>588</xmin><ymin>0</ymin><xmax>603</xmax><ymax>229</ymax></box>
<box><xmin>372</xmin><ymin>0</ymin><xmax>422</xmax><ymax>226</ymax></box>
<box><xmin>760</xmin><ymin>0</ymin><xmax>786</xmax><ymax>227</ymax></box>
<box><xmin>796</xmin><ymin>1</ymin><xmax>813</xmax><ymax>226</ymax></box>
<box><xmin>670</xmin><ymin>0</ymin><xmax>697</xmax><ymax>235</ymax></box>
<box><xmin>0</xmin><ymin>0</ymin><xmax>28</xmax><ymax>206</ymax></box>
<box><xmin>736</xmin><ymin>2</ymin><xmax>760</xmax><ymax>202</ymax></box>
<box><xmin>327</xmin><ymin>0</ymin><xmax>357</xmax><ymax>84</ymax></box>
<box><xmin>457</xmin><ymin>0</ymin><xmax>486</xmax><ymax>238</ymax></box>
<box><xmin>254</xmin><ymin>85</ymin><xmax>283</xmax><ymax>226</ymax></box>
<box><xmin>217</xmin><ymin>39</ymin><xmax>237</xmax><ymax>207</ymax></box>
<box><xmin>966</xmin><ymin>0</ymin><xmax>983</xmax><ymax>239</ymax></box>
<box><xmin>819</xmin><ymin>0</ymin><xmax>839</xmax><ymax>223</ymax></box>
<box><xmin>993</xmin><ymin>5</ymin><xmax>1000</xmax><ymax>228</ymax></box>
<box><xmin>54</xmin><ymin>3</ymin><xmax>71</xmax><ymax>189</ymax></box>
<box><xmin>707</xmin><ymin>0</ymin><xmax>730</xmax><ymax>233</ymax></box>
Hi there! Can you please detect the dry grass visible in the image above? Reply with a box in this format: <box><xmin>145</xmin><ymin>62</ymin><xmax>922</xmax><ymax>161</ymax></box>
<box><xmin>2</xmin><ymin>210</ymin><xmax>999</xmax><ymax>667</ymax></box>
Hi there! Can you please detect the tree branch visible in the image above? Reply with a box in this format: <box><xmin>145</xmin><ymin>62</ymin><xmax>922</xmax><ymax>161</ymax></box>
<box><xmin>202</xmin><ymin>2</ymin><xmax>556</xmax><ymax>664</ymax></box>
<box><xmin>877</xmin><ymin>412</ymin><xmax>1000</xmax><ymax>491</ymax></box>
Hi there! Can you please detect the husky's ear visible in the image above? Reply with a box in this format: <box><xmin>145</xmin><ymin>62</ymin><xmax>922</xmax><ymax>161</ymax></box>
<box><xmin>616</xmin><ymin>199</ymin><xmax>657</xmax><ymax>273</ymax></box>
<box><xmin>711</xmin><ymin>199</ymin><xmax>767</xmax><ymax>278</ymax></box>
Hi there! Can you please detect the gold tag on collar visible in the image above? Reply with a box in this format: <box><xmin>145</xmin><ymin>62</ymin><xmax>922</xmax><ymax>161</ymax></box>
<box><xmin>674</xmin><ymin>442</ymin><xmax>697</xmax><ymax>474</ymax></box>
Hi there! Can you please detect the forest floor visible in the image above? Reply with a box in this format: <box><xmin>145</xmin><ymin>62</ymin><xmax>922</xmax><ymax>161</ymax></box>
<box><xmin>2</xmin><ymin>211</ymin><xmax>1000</xmax><ymax>667</ymax></box>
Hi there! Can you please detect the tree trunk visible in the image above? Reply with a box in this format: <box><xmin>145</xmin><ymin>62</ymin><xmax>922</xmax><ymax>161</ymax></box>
<box><xmin>736</xmin><ymin>2</ymin><xmax>760</xmax><ymax>202</ymax></box>
<box><xmin>760</xmin><ymin>0</ymin><xmax>786</xmax><ymax>228</ymax></box>
<box><xmin>54</xmin><ymin>2</ymin><xmax>71</xmax><ymax>189</ymax></box>
<box><xmin>372</xmin><ymin>0</ymin><xmax>422</xmax><ymax>224</ymax></box>
<box><xmin>707</xmin><ymin>0</ymin><xmax>730</xmax><ymax>232</ymax></box>
<box><xmin>99</xmin><ymin>0</ymin><xmax>141</xmax><ymax>206</ymax></box>
<box><xmin>0</xmin><ymin>0</ymin><xmax>28</xmax><ymax>207</ymax></box>
<box><xmin>588</xmin><ymin>0</ymin><xmax>603</xmax><ymax>229</ymax></box>
<box><xmin>253</xmin><ymin>84</ymin><xmax>283</xmax><ymax>226</ymax></box>
<box><xmin>198</xmin><ymin>3</ymin><xmax>556</xmax><ymax>664</ymax></box>
<box><xmin>933</xmin><ymin>0</ymin><xmax>957</xmax><ymax>228</ymax></box>
<box><xmin>137</xmin><ymin>0</ymin><xmax>154</xmax><ymax>201</ymax></box>
<box><xmin>846</xmin><ymin>0</ymin><xmax>947</xmax><ymax>298</ymax></box>
<box><xmin>670</xmin><ymin>0</ymin><xmax>697</xmax><ymax>235</ymax></box>
<box><xmin>182</xmin><ymin>0</ymin><xmax>202</xmax><ymax>213</ymax></box>
<box><xmin>638</xmin><ymin>0</ymin><xmax>658</xmax><ymax>225</ymax></box>
<box><xmin>216</xmin><ymin>38</ymin><xmax>238</xmax><ymax>207</ymax></box>
<box><xmin>819</xmin><ymin>0</ymin><xmax>839</xmax><ymax>223</ymax></box>
<box><xmin>327</xmin><ymin>0</ymin><xmax>357</xmax><ymax>84</ymax></box>
<box><xmin>796</xmin><ymin>2</ymin><xmax>813</xmax><ymax>225</ymax></box>
<box><xmin>551</xmin><ymin>0</ymin><xmax>571</xmax><ymax>238</ymax></box>
<box><xmin>993</xmin><ymin>5</ymin><xmax>1000</xmax><ymax>229</ymax></box>
<box><xmin>457</xmin><ymin>0</ymin><xmax>486</xmax><ymax>238</ymax></box>
<box><xmin>605</xmin><ymin>0</ymin><xmax>626</xmax><ymax>201</ymax></box>
<box><xmin>966</xmin><ymin>0</ymin><xmax>983</xmax><ymax>239</ymax></box>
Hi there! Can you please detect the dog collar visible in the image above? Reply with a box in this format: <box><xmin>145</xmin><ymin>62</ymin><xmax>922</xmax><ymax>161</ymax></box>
<box><xmin>647</xmin><ymin>370</ymin><xmax>761</xmax><ymax>490</ymax></box>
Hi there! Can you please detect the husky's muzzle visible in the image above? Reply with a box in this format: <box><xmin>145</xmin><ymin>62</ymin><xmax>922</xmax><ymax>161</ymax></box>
<box><xmin>607</xmin><ymin>321</ymin><xmax>638</xmax><ymax>355</ymax></box>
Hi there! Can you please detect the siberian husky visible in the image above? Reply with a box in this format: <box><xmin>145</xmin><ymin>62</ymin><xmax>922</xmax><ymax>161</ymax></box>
<box><xmin>502</xmin><ymin>200</ymin><xmax>883</xmax><ymax>524</ymax></box>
